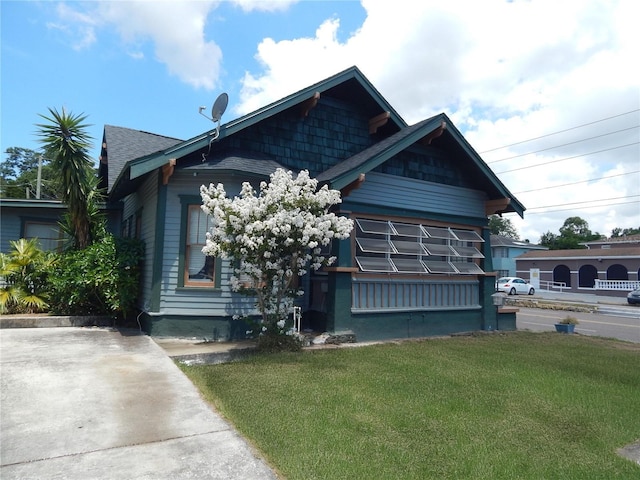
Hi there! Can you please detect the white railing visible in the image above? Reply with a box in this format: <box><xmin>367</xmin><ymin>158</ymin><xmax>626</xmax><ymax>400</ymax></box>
<box><xmin>539</xmin><ymin>281</ymin><xmax>567</xmax><ymax>291</ymax></box>
<box><xmin>594</xmin><ymin>279</ymin><xmax>640</xmax><ymax>291</ymax></box>
<box><xmin>292</xmin><ymin>306</ymin><xmax>302</xmax><ymax>333</ymax></box>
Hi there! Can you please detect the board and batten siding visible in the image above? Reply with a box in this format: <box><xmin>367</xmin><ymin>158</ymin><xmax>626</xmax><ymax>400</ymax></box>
<box><xmin>157</xmin><ymin>172</ymin><xmax>258</xmax><ymax>317</ymax></box>
<box><xmin>346</xmin><ymin>172</ymin><xmax>488</xmax><ymax>218</ymax></box>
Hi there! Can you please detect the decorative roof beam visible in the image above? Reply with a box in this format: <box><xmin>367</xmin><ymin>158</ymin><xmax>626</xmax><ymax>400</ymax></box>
<box><xmin>300</xmin><ymin>92</ymin><xmax>320</xmax><ymax>118</ymax></box>
<box><xmin>340</xmin><ymin>173</ymin><xmax>365</xmax><ymax>198</ymax></box>
<box><xmin>369</xmin><ymin>112</ymin><xmax>390</xmax><ymax>134</ymax></box>
<box><xmin>421</xmin><ymin>120</ymin><xmax>447</xmax><ymax>145</ymax></box>
<box><xmin>485</xmin><ymin>198</ymin><xmax>511</xmax><ymax>216</ymax></box>
<box><xmin>162</xmin><ymin>158</ymin><xmax>176</xmax><ymax>185</ymax></box>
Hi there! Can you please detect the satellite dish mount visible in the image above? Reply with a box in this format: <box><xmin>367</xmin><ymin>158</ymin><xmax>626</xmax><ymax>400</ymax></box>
<box><xmin>199</xmin><ymin>92</ymin><xmax>229</xmax><ymax>161</ymax></box>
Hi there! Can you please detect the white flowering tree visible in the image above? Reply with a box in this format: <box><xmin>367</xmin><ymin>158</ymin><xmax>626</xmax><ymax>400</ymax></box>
<box><xmin>200</xmin><ymin>168</ymin><xmax>353</xmax><ymax>338</ymax></box>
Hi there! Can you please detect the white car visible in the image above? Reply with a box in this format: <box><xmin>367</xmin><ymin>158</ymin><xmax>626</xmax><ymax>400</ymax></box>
<box><xmin>496</xmin><ymin>277</ymin><xmax>535</xmax><ymax>296</ymax></box>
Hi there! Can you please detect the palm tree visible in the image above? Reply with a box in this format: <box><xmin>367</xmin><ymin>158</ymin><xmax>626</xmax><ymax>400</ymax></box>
<box><xmin>36</xmin><ymin>107</ymin><xmax>96</xmax><ymax>249</ymax></box>
<box><xmin>0</xmin><ymin>238</ymin><xmax>52</xmax><ymax>314</ymax></box>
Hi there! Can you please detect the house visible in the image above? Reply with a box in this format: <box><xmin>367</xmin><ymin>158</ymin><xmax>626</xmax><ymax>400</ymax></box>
<box><xmin>0</xmin><ymin>198</ymin><xmax>121</xmax><ymax>252</ymax></box>
<box><xmin>490</xmin><ymin>235</ymin><xmax>547</xmax><ymax>278</ymax></box>
<box><xmin>97</xmin><ymin>67</ymin><xmax>526</xmax><ymax>341</ymax></box>
<box><xmin>515</xmin><ymin>235</ymin><xmax>640</xmax><ymax>297</ymax></box>
<box><xmin>4</xmin><ymin>67</ymin><xmax>526</xmax><ymax>341</ymax></box>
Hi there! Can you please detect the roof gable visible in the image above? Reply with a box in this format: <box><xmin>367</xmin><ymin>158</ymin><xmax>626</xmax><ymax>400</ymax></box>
<box><xmin>318</xmin><ymin>114</ymin><xmax>526</xmax><ymax>217</ymax></box>
<box><xmin>111</xmin><ymin>66</ymin><xmax>406</xmax><ymax>192</ymax></box>
<box><xmin>99</xmin><ymin>125</ymin><xmax>182</xmax><ymax>194</ymax></box>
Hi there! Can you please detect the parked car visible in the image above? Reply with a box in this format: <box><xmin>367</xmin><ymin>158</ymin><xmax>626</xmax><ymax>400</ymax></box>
<box><xmin>628</xmin><ymin>287</ymin><xmax>640</xmax><ymax>305</ymax></box>
<box><xmin>496</xmin><ymin>277</ymin><xmax>535</xmax><ymax>296</ymax></box>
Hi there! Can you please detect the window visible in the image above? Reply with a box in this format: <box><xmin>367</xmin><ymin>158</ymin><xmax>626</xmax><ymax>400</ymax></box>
<box><xmin>183</xmin><ymin>204</ymin><xmax>216</xmax><ymax>287</ymax></box>
<box><xmin>354</xmin><ymin>218</ymin><xmax>485</xmax><ymax>275</ymax></box>
<box><xmin>24</xmin><ymin>221</ymin><xmax>61</xmax><ymax>251</ymax></box>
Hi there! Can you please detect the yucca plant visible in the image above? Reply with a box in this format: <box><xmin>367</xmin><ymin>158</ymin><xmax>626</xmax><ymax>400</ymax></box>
<box><xmin>36</xmin><ymin>107</ymin><xmax>97</xmax><ymax>250</ymax></box>
<box><xmin>0</xmin><ymin>238</ymin><xmax>52</xmax><ymax>314</ymax></box>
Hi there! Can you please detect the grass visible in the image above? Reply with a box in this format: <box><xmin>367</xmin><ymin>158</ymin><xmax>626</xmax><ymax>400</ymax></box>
<box><xmin>180</xmin><ymin>332</ymin><xmax>640</xmax><ymax>479</ymax></box>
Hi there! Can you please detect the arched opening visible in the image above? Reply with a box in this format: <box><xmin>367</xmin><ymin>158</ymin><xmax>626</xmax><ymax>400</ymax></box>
<box><xmin>579</xmin><ymin>264</ymin><xmax>598</xmax><ymax>288</ymax></box>
<box><xmin>553</xmin><ymin>264</ymin><xmax>571</xmax><ymax>287</ymax></box>
<box><xmin>607</xmin><ymin>264</ymin><xmax>628</xmax><ymax>280</ymax></box>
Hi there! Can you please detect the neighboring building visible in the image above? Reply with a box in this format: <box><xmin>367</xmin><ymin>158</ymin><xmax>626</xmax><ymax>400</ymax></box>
<box><xmin>3</xmin><ymin>67</ymin><xmax>527</xmax><ymax>340</ymax></box>
<box><xmin>515</xmin><ymin>235</ymin><xmax>640</xmax><ymax>297</ymax></box>
<box><xmin>490</xmin><ymin>235</ymin><xmax>547</xmax><ymax>278</ymax></box>
<box><xmin>0</xmin><ymin>198</ymin><xmax>121</xmax><ymax>252</ymax></box>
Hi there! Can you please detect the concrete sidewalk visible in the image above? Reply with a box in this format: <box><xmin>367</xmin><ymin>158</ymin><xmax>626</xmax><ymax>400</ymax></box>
<box><xmin>0</xmin><ymin>327</ymin><xmax>277</xmax><ymax>480</ymax></box>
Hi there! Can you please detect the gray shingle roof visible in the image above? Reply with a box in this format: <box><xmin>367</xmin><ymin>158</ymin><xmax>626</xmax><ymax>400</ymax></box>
<box><xmin>183</xmin><ymin>150</ymin><xmax>284</xmax><ymax>178</ymax></box>
<box><xmin>490</xmin><ymin>235</ymin><xmax>547</xmax><ymax>250</ymax></box>
<box><xmin>102</xmin><ymin>125</ymin><xmax>182</xmax><ymax>192</ymax></box>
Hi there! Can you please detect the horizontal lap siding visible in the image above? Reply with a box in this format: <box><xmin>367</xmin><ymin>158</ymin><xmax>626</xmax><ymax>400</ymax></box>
<box><xmin>134</xmin><ymin>172</ymin><xmax>159</xmax><ymax>310</ymax></box>
<box><xmin>159</xmin><ymin>173</ymin><xmax>258</xmax><ymax>317</ymax></box>
<box><xmin>347</xmin><ymin>172</ymin><xmax>487</xmax><ymax>218</ymax></box>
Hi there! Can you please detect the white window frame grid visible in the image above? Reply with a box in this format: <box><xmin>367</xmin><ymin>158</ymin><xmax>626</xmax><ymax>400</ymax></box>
<box><xmin>354</xmin><ymin>219</ymin><xmax>485</xmax><ymax>275</ymax></box>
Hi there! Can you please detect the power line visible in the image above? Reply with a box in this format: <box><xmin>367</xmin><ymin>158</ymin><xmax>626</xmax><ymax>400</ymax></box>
<box><xmin>524</xmin><ymin>200</ymin><xmax>640</xmax><ymax>215</ymax></box>
<box><xmin>513</xmin><ymin>170</ymin><xmax>640</xmax><ymax>194</ymax></box>
<box><xmin>526</xmin><ymin>195</ymin><xmax>640</xmax><ymax>211</ymax></box>
<box><xmin>487</xmin><ymin>125</ymin><xmax>639</xmax><ymax>164</ymax></box>
<box><xmin>479</xmin><ymin>108</ymin><xmax>640</xmax><ymax>154</ymax></box>
<box><xmin>495</xmin><ymin>142</ymin><xmax>639</xmax><ymax>174</ymax></box>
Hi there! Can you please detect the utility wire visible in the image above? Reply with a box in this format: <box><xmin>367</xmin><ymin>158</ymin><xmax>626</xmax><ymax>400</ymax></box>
<box><xmin>495</xmin><ymin>142</ymin><xmax>639</xmax><ymax>174</ymax></box>
<box><xmin>487</xmin><ymin>125</ymin><xmax>639</xmax><ymax>164</ymax></box>
<box><xmin>479</xmin><ymin>108</ymin><xmax>640</xmax><ymax>153</ymax></box>
<box><xmin>513</xmin><ymin>170</ymin><xmax>640</xmax><ymax>194</ymax></box>
<box><xmin>524</xmin><ymin>200</ymin><xmax>639</xmax><ymax>215</ymax></box>
<box><xmin>527</xmin><ymin>195</ymin><xmax>640</xmax><ymax>211</ymax></box>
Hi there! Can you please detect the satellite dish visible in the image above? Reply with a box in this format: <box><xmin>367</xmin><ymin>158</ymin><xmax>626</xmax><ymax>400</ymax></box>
<box><xmin>211</xmin><ymin>93</ymin><xmax>228</xmax><ymax>123</ymax></box>
<box><xmin>199</xmin><ymin>92</ymin><xmax>229</xmax><ymax>162</ymax></box>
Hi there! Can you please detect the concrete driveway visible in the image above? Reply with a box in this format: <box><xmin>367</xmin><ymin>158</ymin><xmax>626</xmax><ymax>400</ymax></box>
<box><xmin>0</xmin><ymin>327</ymin><xmax>277</xmax><ymax>479</ymax></box>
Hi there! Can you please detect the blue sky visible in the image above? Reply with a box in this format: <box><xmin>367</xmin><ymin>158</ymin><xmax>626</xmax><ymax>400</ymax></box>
<box><xmin>2</xmin><ymin>0</ymin><xmax>638</xmax><ymax>242</ymax></box>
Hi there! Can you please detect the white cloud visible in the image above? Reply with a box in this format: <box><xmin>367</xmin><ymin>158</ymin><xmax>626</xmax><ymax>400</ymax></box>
<box><xmin>96</xmin><ymin>1</ymin><xmax>223</xmax><ymax>90</ymax></box>
<box><xmin>233</xmin><ymin>0</ymin><xmax>639</xmax><ymax>242</ymax></box>
<box><xmin>231</xmin><ymin>0</ymin><xmax>298</xmax><ymax>13</ymax></box>
<box><xmin>46</xmin><ymin>0</ymin><xmax>639</xmax><ymax>241</ymax></box>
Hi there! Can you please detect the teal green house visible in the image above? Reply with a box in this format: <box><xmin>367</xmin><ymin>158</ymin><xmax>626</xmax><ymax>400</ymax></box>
<box><xmin>98</xmin><ymin>67</ymin><xmax>525</xmax><ymax>341</ymax></box>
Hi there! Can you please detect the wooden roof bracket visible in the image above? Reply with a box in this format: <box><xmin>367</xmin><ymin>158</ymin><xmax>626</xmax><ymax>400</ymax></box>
<box><xmin>424</xmin><ymin>120</ymin><xmax>447</xmax><ymax>145</ymax></box>
<box><xmin>369</xmin><ymin>112</ymin><xmax>390</xmax><ymax>134</ymax></box>
<box><xmin>485</xmin><ymin>198</ymin><xmax>511</xmax><ymax>216</ymax></box>
<box><xmin>162</xmin><ymin>158</ymin><xmax>177</xmax><ymax>185</ymax></box>
<box><xmin>341</xmin><ymin>173</ymin><xmax>366</xmax><ymax>198</ymax></box>
<box><xmin>300</xmin><ymin>92</ymin><xmax>320</xmax><ymax>118</ymax></box>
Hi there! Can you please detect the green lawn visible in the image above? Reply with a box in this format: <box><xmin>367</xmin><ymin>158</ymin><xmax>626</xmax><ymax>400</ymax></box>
<box><xmin>180</xmin><ymin>332</ymin><xmax>640</xmax><ymax>479</ymax></box>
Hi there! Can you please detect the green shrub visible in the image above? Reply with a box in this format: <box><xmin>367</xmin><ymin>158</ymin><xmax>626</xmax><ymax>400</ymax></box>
<box><xmin>47</xmin><ymin>235</ymin><xmax>144</xmax><ymax>318</ymax></box>
<box><xmin>0</xmin><ymin>238</ymin><xmax>53</xmax><ymax>314</ymax></box>
<box><xmin>255</xmin><ymin>332</ymin><xmax>303</xmax><ymax>353</ymax></box>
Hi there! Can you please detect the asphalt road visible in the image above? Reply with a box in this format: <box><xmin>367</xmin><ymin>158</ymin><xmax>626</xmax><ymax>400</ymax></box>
<box><xmin>516</xmin><ymin>306</ymin><xmax>640</xmax><ymax>343</ymax></box>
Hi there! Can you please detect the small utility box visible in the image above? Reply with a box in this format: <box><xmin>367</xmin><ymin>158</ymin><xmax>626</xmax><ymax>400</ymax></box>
<box><xmin>491</xmin><ymin>292</ymin><xmax>506</xmax><ymax>307</ymax></box>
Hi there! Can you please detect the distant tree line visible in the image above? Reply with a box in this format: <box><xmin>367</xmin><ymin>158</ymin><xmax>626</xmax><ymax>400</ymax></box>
<box><xmin>488</xmin><ymin>215</ymin><xmax>639</xmax><ymax>250</ymax></box>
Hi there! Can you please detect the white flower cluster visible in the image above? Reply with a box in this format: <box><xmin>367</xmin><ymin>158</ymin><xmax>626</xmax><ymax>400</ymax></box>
<box><xmin>200</xmin><ymin>168</ymin><xmax>353</xmax><ymax>328</ymax></box>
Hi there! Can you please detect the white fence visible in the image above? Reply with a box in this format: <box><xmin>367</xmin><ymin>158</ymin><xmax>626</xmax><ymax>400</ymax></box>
<box><xmin>594</xmin><ymin>279</ymin><xmax>640</xmax><ymax>291</ymax></box>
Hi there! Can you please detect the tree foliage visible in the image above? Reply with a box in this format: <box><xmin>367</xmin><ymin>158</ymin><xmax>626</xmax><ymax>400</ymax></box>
<box><xmin>200</xmin><ymin>168</ymin><xmax>353</xmax><ymax>342</ymax></box>
<box><xmin>1</xmin><ymin>147</ymin><xmax>61</xmax><ymax>199</ymax></box>
<box><xmin>36</xmin><ymin>108</ymin><xmax>98</xmax><ymax>249</ymax></box>
<box><xmin>488</xmin><ymin>215</ymin><xmax>519</xmax><ymax>239</ymax></box>
<box><xmin>539</xmin><ymin>216</ymin><xmax>601</xmax><ymax>249</ymax></box>
<box><xmin>611</xmin><ymin>227</ymin><xmax>640</xmax><ymax>237</ymax></box>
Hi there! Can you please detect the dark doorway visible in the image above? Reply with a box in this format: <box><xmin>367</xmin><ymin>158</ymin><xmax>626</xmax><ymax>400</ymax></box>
<box><xmin>579</xmin><ymin>264</ymin><xmax>598</xmax><ymax>288</ymax></box>
<box><xmin>553</xmin><ymin>264</ymin><xmax>571</xmax><ymax>287</ymax></box>
<box><xmin>607</xmin><ymin>264</ymin><xmax>628</xmax><ymax>280</ymax></box>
